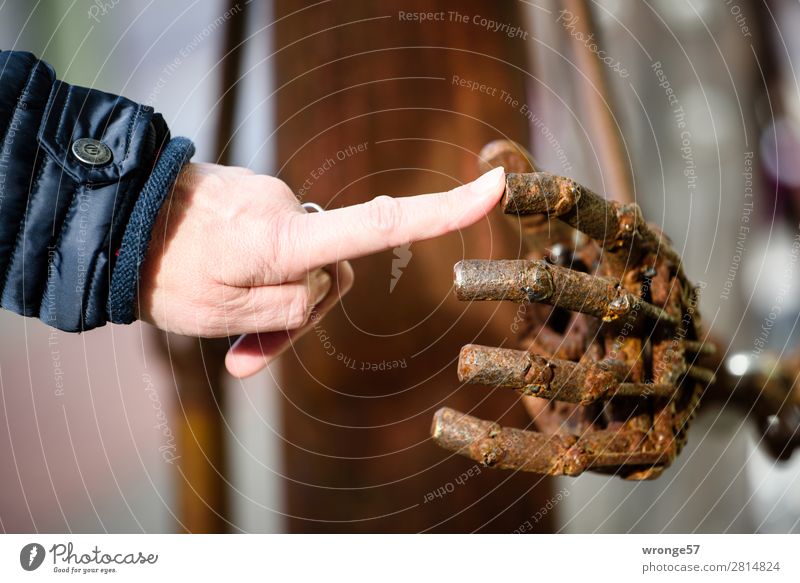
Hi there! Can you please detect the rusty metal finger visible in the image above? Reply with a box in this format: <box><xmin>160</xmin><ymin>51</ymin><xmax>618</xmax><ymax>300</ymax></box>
<box><xmin>454</xmin><ymin>259</ymin><xmax>679</xmax><ymax>326</ymax></box>
<box><xmin>478</xmin><ymin>141</ymin><xmax>581</xmax><ymax>260</ymax></box>
<box><xmin>458</xmin><ymin>344</ymin><xmax>675</xmax><ymax>404</ymax></box>
<box><xmin>503</xmin><ymin>172</ymin><xmax>641</xmax><ymax>248</ymax></box>
<box><xmin>504</xmin><ymin>172</ymin><xmax>683</xmax><ymax>271</ymax></box>
<box><xmin>431</xmin><ymin>407</ymin><xmax>670</xmax><ymax>476</ymax></box>
<box><xmin>431</xmin><ymin>138</ymin><xmax>718</xmax><ymax>480</ymax></box>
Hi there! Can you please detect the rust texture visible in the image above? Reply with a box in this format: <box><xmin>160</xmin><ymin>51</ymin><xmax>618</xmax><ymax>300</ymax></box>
<box><xmin>454</xmin><ymin>258</ymin><xmax>678</xmax><ymax>325</ymax></box>
<box><xmin>433</xmin><ymin>139</ymin><xmax>800</xmax><ymax>478</ymax></box>
<box><xmin>478</xmin><ymin>141</ymin><xmax>580</xmax><ymax>260</ymax></box>
<box><xmin>432</xmin><ymin>408</ymin><xmax>664</xmax><ymax>476</ymax></box>
<box><xmin>503</xmin><ymin>172</ymin><xmax>636</xmax><ymax>248</ymax></box>
<box><xmin>432</xmin><ymin>140</ymin><xmax>720</xmax><ymax>480</ymax></box>
<box><xmin>457</xmin><ymin>344</ymin><xmax>675</xmax><ymax>404</ymax></box>
<box><xmin>503</xmin><ymin>172</ymin><xmax>682</xmax><ymax>272</ymax></box>
<box><xmin>429</xmin><ymin>0</ymin><xmax>800</xmax><ymax>479</ymax></box>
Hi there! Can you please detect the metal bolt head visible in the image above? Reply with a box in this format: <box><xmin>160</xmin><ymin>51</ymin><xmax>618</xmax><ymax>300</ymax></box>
<box><xmin>71</xmin><ymin>138</ymin><xmax>113</xmax><ymax>166</ymax></box>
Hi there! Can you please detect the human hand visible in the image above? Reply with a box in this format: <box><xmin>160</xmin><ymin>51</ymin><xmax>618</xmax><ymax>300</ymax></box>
<box><xmin>136</xmin><ymin>162</ymin><xmax>506</xmax><ymax>378</ymax></box>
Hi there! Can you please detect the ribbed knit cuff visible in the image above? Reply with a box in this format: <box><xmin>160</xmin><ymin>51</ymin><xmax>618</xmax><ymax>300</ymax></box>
<box><xmin>107</xmin><ymin>136</ymin><xmax>195</xmax><ymax>325</ymax></box>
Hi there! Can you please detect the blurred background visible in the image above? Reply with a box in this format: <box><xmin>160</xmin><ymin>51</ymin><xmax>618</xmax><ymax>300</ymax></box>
<box><xmin>1</xmin><ymin>0</ymin><xmax>799</xmax><ymax>533</ymax></box>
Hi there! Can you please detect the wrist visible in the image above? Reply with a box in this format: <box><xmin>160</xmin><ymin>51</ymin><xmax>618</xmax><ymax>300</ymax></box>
<box><xmin>108</xmin><ymin>137</ymin><xmax>196</xmax><ymax>325</ymax></box>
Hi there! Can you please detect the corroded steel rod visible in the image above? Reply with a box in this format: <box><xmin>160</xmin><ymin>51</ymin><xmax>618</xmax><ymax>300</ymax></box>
<box><xmin>503</xmin><ymin>172</ymin><xmax>683</xmax><ymax>269</ymax></box>
<box><xmin>458</xmin><ymin>344</ymin><xmax>675</xmax><ymax>403</ymax></box>
<box><xmin>503</xmin><ymin>172</ymin><xmax>639</xmax><ymax>247</ymax></box>
<box><xmin>453</xmin><ymin>259</ymin><xmax>678</xmax><ymax>325</ymax></box>
<box><xmin>478</xmin><ymin>140</ymin><xmax>580</xmax><ymax>258</ymax></box>
<box><xmin>431</xmin><ymin>407</ymin><xmax>667</xmax><ymax>475</ymax></box>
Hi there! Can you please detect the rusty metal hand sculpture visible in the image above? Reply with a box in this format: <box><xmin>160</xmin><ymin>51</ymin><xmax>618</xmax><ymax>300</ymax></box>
<box><xmin>431</xmin><ymin>140</ymin><xmax>800</xmax><ymax>480</ymax></box>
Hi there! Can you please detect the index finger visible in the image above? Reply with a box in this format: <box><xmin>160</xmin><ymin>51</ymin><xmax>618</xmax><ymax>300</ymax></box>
<box><xmin>284</xmin><ymin>166</ymin><xmax>505</xmax><ymax>274</ymax></box>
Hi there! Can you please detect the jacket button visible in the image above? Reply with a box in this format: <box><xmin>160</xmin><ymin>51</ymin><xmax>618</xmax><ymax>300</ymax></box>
<box><xmin>71</xmin><ymin>138</ymin><xmax>113</xmax><ymax>166</ymax></box>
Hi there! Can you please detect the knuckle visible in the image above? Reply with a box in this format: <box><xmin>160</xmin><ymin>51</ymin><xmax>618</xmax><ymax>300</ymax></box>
<box><xmin>365</xmin><ymin>195</ymin><xmax>402</xmax><ymax>237</ymax></box>
<box><xmin>245</xmin><ymin>211</ymin><xmax>298</xmax><ymax>284</ymax></box>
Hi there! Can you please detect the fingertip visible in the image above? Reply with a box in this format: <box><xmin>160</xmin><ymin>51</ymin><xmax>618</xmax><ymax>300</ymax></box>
<box><xmin>469</xmin><ymin>166</ymin><xmax>505</xmax><ymax>203</ymax></box>
<box><xmin>445</xmin><ymin>166</ymin><xmax>506</xmax><ymax>231</ymax></box>
<box><xmin>225</xmin><ymin>349</ymin><xmax>263</xmax><ymax>378</ymax></box>
<box><xmin>225</xmin><ymin>348</ymin><xmax>268</xmax><ymax>379</ymax></box>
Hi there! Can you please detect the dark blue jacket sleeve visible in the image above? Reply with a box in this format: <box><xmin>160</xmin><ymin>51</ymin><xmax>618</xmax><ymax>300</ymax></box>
<box><xmin>0</xmin><ymin>51</ymin><xmax>194</xmax><ymax>332</ymax></box>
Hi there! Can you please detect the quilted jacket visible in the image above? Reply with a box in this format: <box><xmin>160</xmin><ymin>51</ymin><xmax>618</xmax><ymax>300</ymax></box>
<box><xmin>0</xmin><ymin>51</ymin><xmax>194</xmax><ymax>332</ymax></box>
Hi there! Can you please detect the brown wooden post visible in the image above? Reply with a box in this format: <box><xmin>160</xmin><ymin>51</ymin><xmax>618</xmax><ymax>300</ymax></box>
<box><xmin>274</xmin><ymin>0</ymin><xmax>554</xmax><ymax>532</ymax></box>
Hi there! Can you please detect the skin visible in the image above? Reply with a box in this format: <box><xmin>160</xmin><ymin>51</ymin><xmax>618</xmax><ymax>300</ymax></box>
<box><xmin>137</xmin><ymin>162</ymin><xmax>506</xmax><ymax>378</ymax></box>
